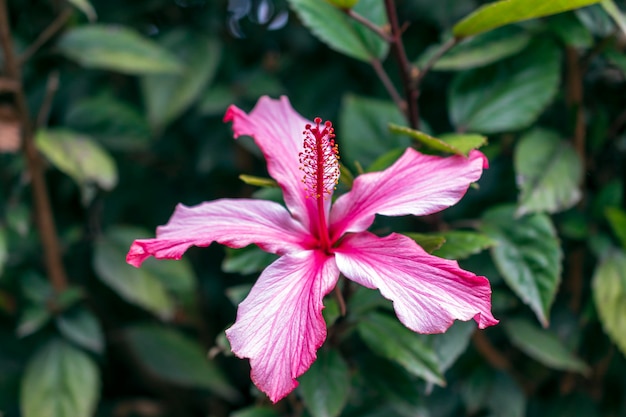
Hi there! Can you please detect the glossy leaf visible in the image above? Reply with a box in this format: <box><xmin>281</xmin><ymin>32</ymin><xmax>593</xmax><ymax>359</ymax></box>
<box><xmin>287</xmin><ymin>0</ymin><xmax>388</xmax><ymax>61</ymax></box>
<box><xmin>68</xmin><ymin>0</ymin><xmax>97</xmax><ymax>21</ymax></box>
<box><xmin>481</xmin><ymin>205</ymin><xmax>562</xmax><ymax>326</ymax></box>
<box><xmin>432</xmin><ymin>231</ymin><xmax>496</xmax><ymax>260</ymax></box>
<box><xmin>35</xmin><ymin>129</ymin><xmax>117</xmax><ymax>204</ymax></box>
<box><xmin>93</xmin><ymin>231</ymin><xmax>174</xmax><ymax>319</ymax></box>
<box><xmin>389</xmin><ymin>124</ymin><xmax>464</xmax><ymax>155</ymax></box>
<box><xmin>299</xmin><ymin>349</ymin><xmax>350</xmax><ymax>417</ymax></box>
<box><xmin>21</xmin><ymin>339</ymin><xmax>100</xmax><ymax>417</ymax></box>
<box><xmin>358</xmin><ymin>313</ymin><xmax>445</xmax><ymax>386</ymax></box>
<box><xmin>403</xmin><ymin>232</ymin><xmax>447</xmax><ymax>254</ymax></box>
<box><xmin>57</xmin><ymin>25</ymin><xmax>182</xmax><ymax>74</ymax></box>
<box><xmin>449</xmin><ymin>40</ymin><xmax>561</xmax><ymax>133</ymax></box>
<box><xmin>339</xmin><ymin>95</ymin><xmax>409</xmax><ymax>168</ymax></box>
<box><xmin>419</xmin><ymin>28</ymin><xmax>531</xmax><ymax>71</ymax></box>
<box><xmin>593</xmin><ymin>249</ymin><xmax>626</xmax><ymax>357</ymax></box>
<box><xmin>605</xmin><ymin>207</ymin><xmax>626</xmax><ymax>249</ymax></box>
<box><xmin>504</xmin><ymin>318</ymin><xmax>589</xmax><ymax>374</ymax></box>
<box><xmin>515</xmin><ymin>129</ymin><xmax>583</xmax><ymax>216</ymax></box>
<box><xmin>123</xmin><ymin>324</ymin><xmax>238</xmax><ymax>400</ymax></box>
<box><xmin>453</xmin><ymin>0</ymin><xmax>602</xmax><ymax>37</ymax></box>
<box><xmin>56</xmin><ymin>308</ymin><xmax>104</xmax><ymax>354</ymax></box>
<box><xmin>142</xmin><ymin>31</ymin><xmax>221</xmax><ymax>130</ymax></box>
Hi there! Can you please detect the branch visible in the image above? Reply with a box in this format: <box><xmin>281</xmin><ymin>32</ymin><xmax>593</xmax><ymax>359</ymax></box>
<box><xmin>370</xmin><ymin>57</ymin><xmax>406</xmax><ymax>115</ymax></box>
<box><xmin>414</xmin><ymin>37</ymin><xmax>459</xmax><ymax>88</ymax></box>
<box><xmin>383</xmin><ymin>0</ymin><xmax>419</xmax><ymax>129</ymax></box>
<box><xmin>344</xmin><ymin>9</ymin><xmax>392</xmax><ymax>42</ymax></box>
<box><xmin>19</xmin><ymin>8</ymin><xmax>72</xmax><ymax>64</ymax></box>
<box><xmin>0</xmin><ymin>0</ymin><xmax>68</xmax><ymax>292</ymax></box>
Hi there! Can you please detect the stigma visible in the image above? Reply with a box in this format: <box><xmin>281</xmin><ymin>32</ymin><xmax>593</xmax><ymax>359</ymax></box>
<box><xmin>299</xmin><ymin>117</ymin><xmax>340</xmax><ymax>199</ymax></box>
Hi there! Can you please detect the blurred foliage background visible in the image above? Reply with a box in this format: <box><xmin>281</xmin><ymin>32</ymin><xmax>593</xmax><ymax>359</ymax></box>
<box><xmin>1</xmin><ymin>0</ymin><xmax>626</xmax><ymax>416</ymax></box>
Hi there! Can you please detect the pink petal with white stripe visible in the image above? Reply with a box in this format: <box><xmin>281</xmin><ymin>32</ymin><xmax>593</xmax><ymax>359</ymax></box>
<box><xmin>224</xmin><ymin>96</ymin><xmax>322</xmax><ymax>233</ymax></box>
<box><xmin>335</xmin><ymin>232</ymin><xmax>498</xmax><ymax>334</ymax></box>
<box><xmin>329</xmin><ymin>148</ymin><xmax>487</xmax><ymax>241</ymax></box>
<box><xmin>225</xmin><ymin>250</ymin><xmax>339</xmax><ymax>403</ymax></box>
<box><xmin>127</xmin><ymin>199</ymin><xmax>312</xmax><ymax>267</ymax></box>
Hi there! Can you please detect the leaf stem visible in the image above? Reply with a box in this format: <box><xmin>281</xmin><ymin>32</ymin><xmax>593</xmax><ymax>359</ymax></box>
<box><xmin>383</xmin><ymin>0</ymin><xmax>419</xmax><ymax>129</ymax></box>
<box><xmin>414</xmin><ymin>37</ymin><xmax>460</xmax><ymax>89</ymax></box>
<box><xmin>0</xmin><ymin>0</ymin><xmax>68</xmax><ymax>292</ymax></box>
<box><xmin>369</xmin><ymin>57</ymin><xmax>406</xmax><ymax>116</ymax></box>
<box><xmin>19</xmin><ymin>8</ymin><xmax>72</xmax><ymax>64</ymax></box>
<box><xmin>344</xmin><ymin>8</ymin><xmax>392</xmax><ymax>42</ymax></box>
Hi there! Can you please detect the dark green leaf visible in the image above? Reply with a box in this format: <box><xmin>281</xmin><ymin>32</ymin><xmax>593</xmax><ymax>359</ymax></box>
<box><xmin>21</xmin><ymin>339</ymin><xmax>100</xmax><ymax>417</ymax></box>
<box><xmin>124</xmin><ymin>324</ymin><xmax>239</xmax><ymax>400</ymax></box>
<box><xmin>605</xmin><ymin>207</ymin><xmax>626</xmax><ymax>249</ymax></box>
<box><xmin>605</xmin><ymin>48</ymin><xmax>626</xmax><ymax>76</ymax></box>
<box><xmin>68</xmin><ymin>0</ymin><xmax>97</xmax><ymax>22</ymax></box>
<box><xmin>486</xmin><ymin>372</ymin><xmax>526</xmax><ymax>417</ymax></box>
<box><xmin>225</xmin><ymin>284</ymin><xmax>252</xmax><ymax>306</ymax></box>
<box><xmin>449</xmin><ymin>40</ymin><xmax>561</xmax><ymax>133</ymax></box>
<box><xmin>222</xmin><ymin>246</ymin><xmax>278</xmax><ymax>275</ymax></box>
<box><xmin>514</xmin><ymin>129</ymin><xmax>583</xmax><ymax>216</ymax></box>
<box><xmin>504</xmin><ymin>318</ymin><xmax>589</xmax><ymax>373</ymax></box>
<box><xmin>548</xmin><ymin>12</ymin><xmax>594</xmax><ymax>48</ymax></box>
<box><xmin>358</xmin><ymin>313</ymin><xmax>445</xmax><ymax>386</ymax></box>
<box><xmin>287</xmin><ymin>0</ymin><xmax>388</xmax><ymax>61</ymax></box>
<box><xmin>366</xmin><ymin>148</ymin><xmax>405</xmax><ymax>172</ymax></box>
<box><xmin>403</xmin><ymin>232</ymin><xmax>447</xmax><ymax>253</ymax></box>
<box><xmin>432</xmin><ymin>231</ymin><xmax>496</xmax><ymax>260</ymax></box>
<box><xmin>17</xmin><ymin>305</ymin><xmax>51</xmax><ymax>338</ymax></box>
<box><xmin>57</xmin><ymin>25</ymin><xmax>182</xmax><ymax>74</ymax></box>
<box><xmin>591</xmin><ymin>179</ymin><xmax>623</xmax><ymax>220</ymax></box>
<box><xmin>299</xmin><ymin>349</ymin><xmax>350</xmax><ymax>417</ymax></box>
<box><xmin>142</xmin><ymin>31</ymin><xmax>221</xmax><ymax>130</ymax></box>
<box><xmin>419</xmin><ymin>28</ymin><xmax>531</xmax><ymax>71</ymax></box>
<box><xmin>593</xmin><ymin>249</ymin><xmax>626</xmax><ymax>357</ymax></box>
<box><xmin>231</xmin><ymin>407</ymin><xmax>281</xmax><ymax>417</ymax></box>
<box><xmin>339</xmin><ymin>95</ymin><xmax>408</xmax><ymax>168</ymax></box>
<box><xmin>35</xmin><ymin>129</ymin><xmax>118</xmax><ymax>204</ymax></box>
<box><xmin>453</xmin><ymin>0</ymin><xmax>602</xmax><ymax>37</ymax></box>
<box><xmin>430</xmin><ymin>320</ymin><xmax>475</xmax><ymax>371</ymax></box>
<box><xmin>56</xmin><ymin>308</ymin><xmax>104</xmax><ymax>354</ymax></box>
<box><xmin>480</xmin><ymin>205</ymin><xmax>562</xmax><ymax>326</ymax></box>
<box><xmin>0</xmin><ymin>227</ymin><xmax>6</xmax><ymax>277</ymax></box>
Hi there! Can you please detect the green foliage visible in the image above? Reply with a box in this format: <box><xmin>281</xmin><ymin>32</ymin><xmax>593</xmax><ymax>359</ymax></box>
<box><xmin>299</xmin><ymin>349</ymin><xmax>350</xmax><ymax>417</ymax></box>
<box><xmin>593</xmin><ymin>249</ymin><xmax>626</xmax><ymax>356</ymax></box>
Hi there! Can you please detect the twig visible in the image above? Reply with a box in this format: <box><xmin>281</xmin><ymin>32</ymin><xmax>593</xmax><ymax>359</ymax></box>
<box><xmin>566</xmin><ymin>47</ymin><xmax>586</xmax><ymax>164</ymax></box>
<box><xmin>370</xmin><ymin>57</ymin><xmax>406</xmax><ymax>115</ymax></box>
<box><xmin>383</xmin><ymin>0</ymin><xmax>419</xmax><ymax>129</ymax></box>
<box><xmin>344</xmin><ymin>9</ymin><xmax>392</xmax><ymax>42</ymax></box>
<box><xmin>36</xmin><ymin>71</ymin><xmax>60</xmax><ymax>128</ymax></box>
<box><xmin>18</xmin><ymin>8</ymin><xmax>72</xmax><ymax>64</ymax></box>
<box><xmin>414</xmin><ymin>37</ymin><xmax>459</xmax><ymax>88</ymax></box>
<box><xmin>0</xmin><ymin>0</ymin><xmax>68</xmax><ymax>292</ymax></box>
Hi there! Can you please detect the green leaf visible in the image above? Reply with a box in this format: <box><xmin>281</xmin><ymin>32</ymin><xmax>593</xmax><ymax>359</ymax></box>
<box><xmin>57</xmin><ymin>25</ymin><xmax>182</xmax><ymax>75</ymax></box>
<box><xmin>429</xmin><ymin>320</ymin><xmax>476</xmax><ymax>372</ymax></box>
<box><xmin>403</xmin><ymin>233</ymin><xmax>447</xmax><ymax>253</ymax></box>
<box><xmin>339</xmin><ymin>95</ymin><xmax>409</xmax><ymax>168</ymax></box>
<box><xmin>142</xmin><ymin>31</ymin><xmax>221</xmax><ymax>130</ymax></box>
<box><xmin>504</xmin><ymin>318</ymin><xmax>589</xmax><ymax>374</ymax></box>
<box><xmin>419</xmin><ymin>28</ymin><xmax>531</xmax><ymax>71</ymax></box>
<box><xmin>358</xmin><ymin>313</ymin><xmax>445</xmax><ymax>386</ymax></box>
<box><xmin>366</xmin><ymin>148</ymin><xmax>405</xmax><ymax>172</ymax></box>
<box><xmin>299</xmin><ymin>349</ymin><xmax>350</xmax><ymax>417</ymax></box>
<box><xmin>123</xmin><ymin>324</ymin><xmax>239</xmax><ymax>401</ymax></box>
<box><xmin>222</xmin><ymin>246</ymin><xmax>278</xmax><ymax>275</ymax></box>
<box><xmin>548</xmin><ymin>12</ymin><xmax>594</xmax><ymax>48</ymax></box>
<box><xmin>0</xmin><ymin>226</ymin><xmax>6</xmax><ymax>277</ymax></box>
<box><xmin>453</xmin><ymin>0</ymin><xmax>602</xmax><ymax>37</ymax></box>
<box><xmin>432</xmin><ymin>231</ymin><xmax>497</xmax><ymax>260</ymax></box>
<box><xmin>514</xmin><ymin>129</ymin><xmax>583</xmax><ymax>216</ymax></box>
<box><xmin>238</xmin><ymin>175</ymin><xmax>278</xmax><ymax>188</ymax></box>
<box><xmin>65</xmin><ymin>94</ymin><xmax>152</xmax><ymax>151</ymax></box>
<box><xmin>56</xmin><ymin>308</ymin><xmax>104</xmax><ymax>354</ymax></box>
<box><xmin>231</xmin><ymin>407</ymin><xmax>281</xmax><ymax>417</ymax></box>
<box><xmin>93</xmin><ymin>230</ymin><xmax>175</xmax><ymax>319</ymax></box>
<box><xmin>21</xmin><ymin>339</ymin><xmax>100</xmax><ymax>417</ymax></box>
<box><xmin>601</xmin><ymin>0</ymin><xmax>626</xmax><ymax>35</ymax></box>
<box><xmin>449</xmin><ymin>39</ymin><xmax>561</xmax><ymax>133</ymax></box>
<box><xmin>17</xmin><ymin>305</ymin><xmax>51</xmax><ymax>338</ymax></box>
<box><xmin>389</xmin><ymin>124</ymin><xmax>464</xmax><ymax>155</ymax></box>
<box><xmin>480</xmin><ymin>205</ymin><xmax>562</xmax><ymax>326</ymax></box>
<box><xmin>605</xmin><ymin>48</ymin><xmax>626</xmax><ymax>77</ymax></box>
<box><xmin>35</xmin><ymin>129</ymin><xmax>118</xmax><ymax>204</ymax></box>
<box><xmin>593</xmin><ymin>249</ymin><xmax>626</xmax><ymax>357</ymax></box>
<box><xmin>438</xmin><ymin>133</ymin><xmax>488</xmax><ymax>154</ymax></box>
<box><xmin>606</xmin><ymin>207</ymin><xmax>626</xmax><ymax>249</ymax></box>
<box><xmin>287</xmin><ymin>0</ymin><xmax>388</xmax><ymax>61</ymax></box>
<box><xmin>67</xmin><ymin>0</ymin><xmax>97</xmax><ymax>22</ymax></box>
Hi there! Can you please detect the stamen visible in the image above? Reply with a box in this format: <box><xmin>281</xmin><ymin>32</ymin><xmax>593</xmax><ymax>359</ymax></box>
<box><xmin>299</xmin><ymin>117</ymin><xmax>340</xmax><ymax>200</ymax></box>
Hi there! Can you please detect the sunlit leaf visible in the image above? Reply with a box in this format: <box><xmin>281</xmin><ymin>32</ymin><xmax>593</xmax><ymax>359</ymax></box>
<box><xmin>124</xmin><ymin>324</ymin><xmax>239</xmax><ymax>400</ymax></box>
<box><xmin>481</xmin><ymin>205</ymin><xmax>561</xmax><ymax>326</ymax></box>
<box><xmin>21</xmin><ymin>339</ymin><xmax>100</xmax><ymax>417</ymax></box>
<box><xmin>593</xmin><ymin>249</ymin><xmax>626</xmax><ymax>357</ymax></box>
<box><xmin>453</xmin><ymin>0</ymin><xmax>602</xmax><ymax>37</ymax></box>
<box><xmin>58</xmin><ymin>25</ymin><xmax>182</xmax><ymax>74</ymax></box>
<box><xmin>606</xmin><ymin>207</ymin><xmax>626</xmax><ymax>249</ymax></box>
<box><xmin>515</xmin><ymin>129</ymin><xmax>583</xmax><ymax>216</ymax></box>
<box><xmin>403</xmin><ymin>233</ymin><xmax>447</xmax><ymax>253</ymax></box>
<box><xmin>432</xmin><ymin>231</ymin><xmax>496</xmax><ymax>260</ymax></box>
<box><xmin>299</xmin><ymin>349</ymin><xmax>350</xmax><ymax>417</ymax></box>
<box><xmin>504</xmin><ymin>318</ymin><xmax>589</xmax><ymax>374</ymax></box>
<box><xmin>67</xmin><ymin>0</ymin><xmax>97</xmax><ymax>21</ymax></box>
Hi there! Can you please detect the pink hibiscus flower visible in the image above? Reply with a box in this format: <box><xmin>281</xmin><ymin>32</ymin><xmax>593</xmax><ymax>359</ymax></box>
<box><xmin>127</xmin><ymin>96</ymin><xmax>498</xmax><ymax>403</ymax></box>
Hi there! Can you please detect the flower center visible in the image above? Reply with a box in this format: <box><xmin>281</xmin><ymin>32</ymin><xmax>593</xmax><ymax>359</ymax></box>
<box><xmin>299</xmin><ymin>117</ymin><xmax>340</xmax><ymax>200</ymax></box>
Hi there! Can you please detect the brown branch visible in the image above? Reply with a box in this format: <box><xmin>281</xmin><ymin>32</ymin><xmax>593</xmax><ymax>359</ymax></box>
<box><xmin>370</xmin><ymin>57</ymin><xmax>406</xmax><ymax>115</ymax></box>
<box><xmin>344</xmin><ymin>9</ymin><xmax>392</xmax><ymax>42</ymax></box>
<box><xmin>0</xmin><ymin>0</ymin><xmax>68</xmax><ymax>292</ymax></box>
<box><xmin>414</xmin><ymin>37</ymin><xmax>459</xmax><ymax>88</ymax></box>
<box><xmin>36</xmin><ymin>71</ymin><xmax>60</xmax><ymax>128</ymax></box>
<box><xmin>18</xmin><ymin>8</ymin><xmax>72</xmax><ymax>64</ymax></box>
<box><xmin>383</xmin><ymin>0</ymin><xmax>419</xmax><ymax>129</ymax></box>
<box><xmin>566</xmin><ymin>47</ymin><xmax>586</xmax><ymax>165</ymax></box>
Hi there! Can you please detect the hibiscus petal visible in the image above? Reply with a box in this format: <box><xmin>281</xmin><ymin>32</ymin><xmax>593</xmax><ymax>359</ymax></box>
<box><xmin>127</xmin><ymin>199</ymin><xmax>313</xmax><ymax>267</ymax></box>
<box><xmin>335</xmin><ymin>232</ymin><xmax>498</xmax><ymax>334</ymax></box>
<box><xmin>329</xmin><ymin>148</ymin><xmax>487</xmax><ymax>240</ymax></box>
<box><xmin>225</xmin><ymin>250</ymin><xmax>339</xmax><ymax>403</ymax></box>
<box><xmin>224</xmin><ymin>96</ymin><xmax>322</xmax><ymax>233</ymax></box>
